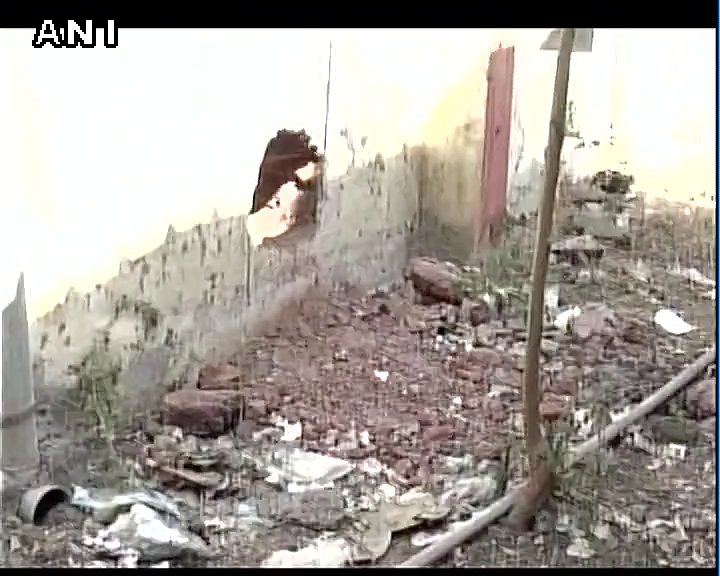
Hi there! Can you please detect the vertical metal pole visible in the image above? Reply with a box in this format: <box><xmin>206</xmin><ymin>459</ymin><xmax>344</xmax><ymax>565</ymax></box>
<box><xmin>322</xmin><ymin>41</ymin><xmax>333</xmax><ymax>155</ymax></box>
<box><xmin>316</xmin><ymin>40</ymin><xmax>333</xmax><ymax>220</ymax></box>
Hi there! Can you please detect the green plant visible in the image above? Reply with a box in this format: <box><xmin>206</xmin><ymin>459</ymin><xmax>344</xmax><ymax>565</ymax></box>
<box><xmin>73</xmin><ymin>338</ymin><xmax>123</xmax><ymax>453</ymax></box>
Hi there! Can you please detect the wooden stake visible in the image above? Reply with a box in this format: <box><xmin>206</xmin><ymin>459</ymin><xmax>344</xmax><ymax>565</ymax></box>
<box><xmin>510</xmin><ymin>28</ymin><xmax>576</xmax><ymax>530</ymax></box>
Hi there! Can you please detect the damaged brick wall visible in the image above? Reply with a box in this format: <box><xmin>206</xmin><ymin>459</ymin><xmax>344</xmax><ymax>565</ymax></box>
<box><xmin>31</xmin><ymin>153</ymin><xmax>418</xmax><ymax>391</ymax></box>
<box><xmin>245</xmin><ymin>154</ymin><xmax>418</xmax><ymax>345</ymax></box>
<box><xmin>29</xmin><ymin>35</ymin><xmax>508</xmax><ymax>402</ymax></box>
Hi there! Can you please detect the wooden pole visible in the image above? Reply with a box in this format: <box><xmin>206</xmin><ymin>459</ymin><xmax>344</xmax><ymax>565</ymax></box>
<box><xmin>509</xmin><ymin>28</ymin><xmax>576</xmax><ymax>530</ymax></box>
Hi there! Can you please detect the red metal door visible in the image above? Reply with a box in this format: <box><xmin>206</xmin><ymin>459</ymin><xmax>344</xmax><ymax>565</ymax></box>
<box><xmin>477</xmin><ymin>46</ymin><xmax>515</xmax><ymax>247</ymax></box>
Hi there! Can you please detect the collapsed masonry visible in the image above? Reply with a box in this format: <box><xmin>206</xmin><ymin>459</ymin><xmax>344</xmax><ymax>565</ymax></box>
<box><xmin>561</xmin><ymin>168</ymin><xmax>639</xmax><ymax>247</ymax></box>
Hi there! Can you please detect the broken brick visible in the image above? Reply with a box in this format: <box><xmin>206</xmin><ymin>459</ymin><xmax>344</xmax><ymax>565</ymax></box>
<box><xmin>162</xmin><ymin>389</ymin><xmax>243</xmax><ymax>437</ymax></box>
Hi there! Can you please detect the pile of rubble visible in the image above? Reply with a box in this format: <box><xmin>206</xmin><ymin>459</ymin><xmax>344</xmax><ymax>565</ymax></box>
<box><xmin>2</xmin><ymin>157</ymin><xmax>715</xmax><ymax>566</ymax></box>
<box><xmin>564</xmin><ymin>169</ymin><xmax>639</xmax><ymax>245</ymax></box>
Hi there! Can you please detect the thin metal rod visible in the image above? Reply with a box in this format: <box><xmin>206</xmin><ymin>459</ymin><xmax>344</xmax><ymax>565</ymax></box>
<box><xmin>399</xmin><ymin>346</ymin><xmax>716</xmax><ymax>567</ymax></box>
<box><xmin>322</xmin><ymin>41</ymin><xmax>332</xmax><ymax>154</ymax></box>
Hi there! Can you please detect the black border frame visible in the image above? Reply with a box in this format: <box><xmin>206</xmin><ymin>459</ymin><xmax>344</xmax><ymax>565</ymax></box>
<box><xmin>2</xmin><ymin>4</ymin><xmax>718</xmax><ymax>28</ymax></box>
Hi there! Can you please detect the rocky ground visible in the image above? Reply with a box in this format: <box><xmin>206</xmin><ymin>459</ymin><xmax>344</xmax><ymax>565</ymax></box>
<box><xmin>0</xmin><ymin>197</ymin><xmax>715</xmax><ymax>568</ymax></box>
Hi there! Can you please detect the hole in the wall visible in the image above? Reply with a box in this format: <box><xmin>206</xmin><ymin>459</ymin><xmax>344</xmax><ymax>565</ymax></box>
<box><xmin>337</xmin><ymin>210</ymin><xmax>341</xmax><ymax>219</ymax></box>
<box><xmin>40</xmin><ymin>333</ymin><xmax>49</xmax><ymax>350</ymax></box>
<box><xmin>249</xmin><ymin>129</ymin><xmax>322</xmax><ymax>248</ymax></box>
<box><xmin>357</xmin><ymin>229</ymin><xmax>363</xmax><ymax>238</ymax></box>
<box><xmin>181</xmin><ymin>240</ymin><xmax>189</xmax><ymax>254</ymax></box>
<box><xmin>64</xmin><ymin>335</ymin><xmax>71</xmax><ymax>347</ymax></box>
<box><xmin>339</xmin><ymin>183</ymin><xmax>344</xmax><ymax>191</ymax></box>
<box><xmin>217</xmin><ymin>238</ymin><xmax>222</xmax><ymax>254</ymax></box>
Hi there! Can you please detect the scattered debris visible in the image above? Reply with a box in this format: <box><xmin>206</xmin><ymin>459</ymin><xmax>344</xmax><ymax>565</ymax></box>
<box><xmin>591</xmin><ymin>169</ymin><xmax>634</xmax><ymax>195</ymax></box>
<box><xmin>81</xmin><ymin>503</ymin><xmax>212</xmax><ymax>564</ymax></box>
<box><xmin>263</xmin><ymin>536</ymin><xmax>351</xmax><ymax>567</ymax></box>
<box><xmin>670</xmin><ymin>263</ymin><xmax>715</xmax><ymax>288</ymax></box>
<box><xmin>405</xmin><ymin>257</ymin><xmax>464</xmax><ymax>305</ymax></box>
<box><xmin>255</xmin><ymin>488</ymin><xmax>346</xmax><ymax>530</ymax></box>
<box><xmin>591</xmin><ymin>521</ymin><xmax>611</xmax><ymax>541</ymax></box>
<box><xmin>274</xmin><ymin>417</ymin><xmax>303</xmax><ymax>442</ymax></box>
<box><xmin>551</xmin><ymin>235</ymin><xmax>604</xmax><ymax>266</ymax></box>
<box><xmin>8</xmin><ymin>181</ymin><xmax>714</xmax><ymax>568</ymax></box>
<box><xmin>257</xmin><ymin>446</ymin><xmax>354</xmax><ymax>491</ymax></box>
<box><xmin>572</xmin><ymin>303</ymin><xmax>615</xmax><ymax>340</ymax></box>
<box><xmin>685</xmin><ymin>378</ymin><xmax>716</xmax><ymax>420</ymax></box>
<box><xmin>654</xmin><ymin>309</ymin><xmax>696</xmax><ymax>335</ymax></box>
<box><xmin>197</xmin><ymin>363</ymin><xmax>243</xmax><ymax>390</ymax></box>
<box><xmin>161</xmin><ymin>389</ymin><xmax>243</xmax><ymax>437</ymax></box>
<box><xmin>566</xmin><ymin>536</ymin><xmax>595</xmax><ymax>559</ymax></box>
<box><xmin>439</xmin><ymin>475</ymin><xmax>496</xmax><ymax>508</ymax></box>
<box><xmin>630</xmin><ymin>259</ymin><xmax>652</xmax><ymax>284</ymax></box>
<box><xmin>374</xmin><ymin>370</ymin><xmax>389</xmax><ymax>383</ymax></box>
<box><xmin>554</xmin><ymin>306</ymin><xmax>581</xmax><ymax>331</ymax></box>
<box><xmin>71</xmin><ymin>486</ymin><xmax>183</xmax><ymax>525</ymax></box>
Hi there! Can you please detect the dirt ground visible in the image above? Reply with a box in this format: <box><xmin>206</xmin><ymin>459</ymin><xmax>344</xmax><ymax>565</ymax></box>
<box><xmin>1</xmin><ymin>202</ymin><xmax>715</xmax><ymax>568</ymax></box>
